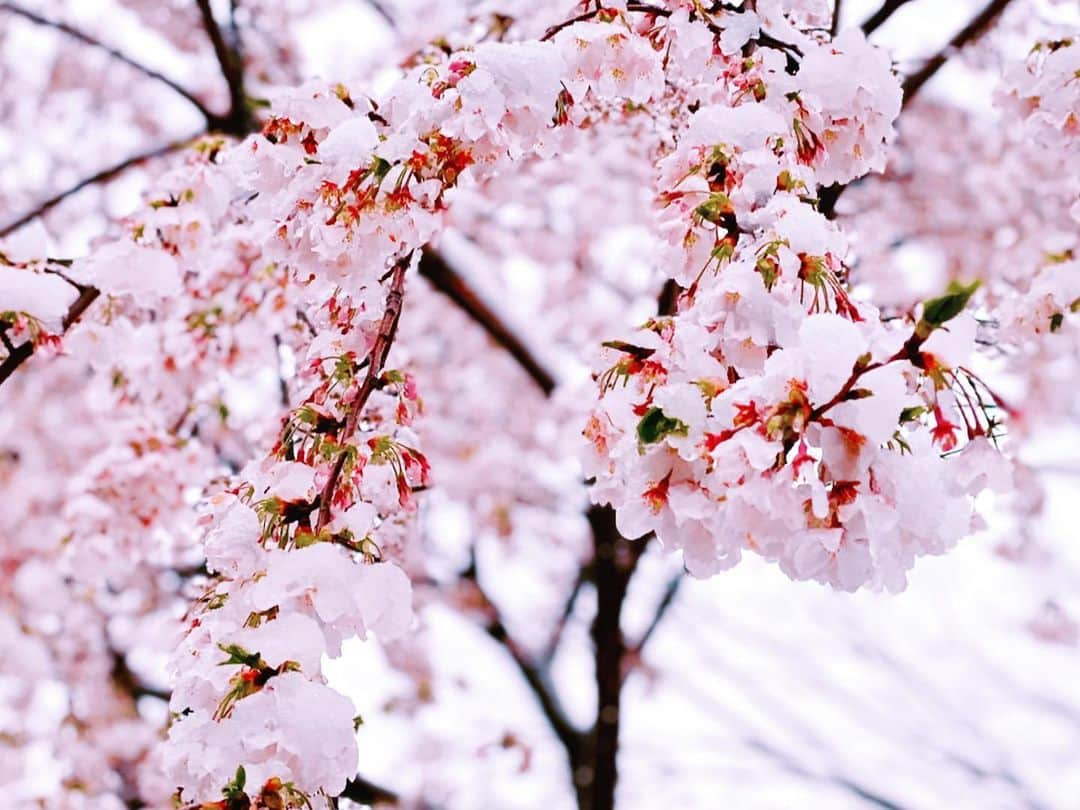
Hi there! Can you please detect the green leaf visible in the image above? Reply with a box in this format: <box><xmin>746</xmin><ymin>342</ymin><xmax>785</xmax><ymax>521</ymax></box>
<box><xmin>636</xmin><ymin>407</ymin><xmax>688</xmax><ymax>445</ymax></box>
<box><xmin>217</xmin><ymin>644</ymin><xmax>262</xmax><ymax>669</ymax></box>
<box><xmin>601</xmin><ymin>340</ymin><xmax>655</xmax><ymax>359</ymax></box>
<box><xmin>921</xmin><ymin>280</ymin><xmax>981</xmax><ymax>328</ymax></box>
<box><xmin>693</xmin><ymin>192</ymin><xmax>733</xmax><ymax>225</ymax></box>
<box><xmin>223</xmin><ymin>764</ymin><xmax>246</xmax><ymax>799</ymax></box>
<box><xmin>899</xmin><ymin>405</ymin><xmax>926</xmax><ymax>423</ymax></box>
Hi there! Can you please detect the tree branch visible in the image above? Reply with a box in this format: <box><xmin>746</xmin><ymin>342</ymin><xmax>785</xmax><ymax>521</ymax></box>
<box><xmin>0</xmin><ymin>283</ymin><xmax>99</xmax><ymax>389</ymax></box>
<box><xmin>194</xmin><ymin>0</ymin><xmax>254</xmax><ymax>135</ymax></box>
<box><xmin>831</xmin><ymin>0</ymin><xmax>842</xmax><ymax>37</ymax></box>
<box><xmin>0</xmin><ymin>2</ymin><xmax>218</xmax><ymax>125</ymax></box>
<box><xmin>363</xmin><ymin>0</ymin><xmax>396</xmax><ymax>29</ymax></box>
<box><xmin>316</xmin><ymin>258</ymin><xmax>408</xmax><ymax>530</ymax></box>
<box><xmin>460</xmin><ymin>557</ymin><xmax>585</xmax><ymax>771</ymax></box>
<box><xmin>860</xmin><ymin>0</ymin><xmax>914</xmax><ymax>36</ymax></box>
<box><xmin>624</xmin><ymin>572</ymin><xmax>681</xmax><ymax>679</ymax></box>
<box><xmin>541</xmin><ymin>563</ymin><xmax>591</xmax><ymax>664</ymax></box>
<box><xmin>0</xmin><ymin>135</ymin><xmax>198</xmax><ymax>239</ymax></box>
<box><xmin>582</xmin><ymin>504</ymin><xmax>649</xmax><ymax>810</ymax></box>
<box><xmin>542</xmin><ymin>2</ymin><xmax>803</xmax><ymax>64</ymax></box>
<box><xmin>901</xmin><ymin>0</ymin><xmax>1015</xmax><ymax>106</ymax></box>
<box><xmin>110</xmin><ymin>648</ymin><xmax>171</xmax><ymax>702</ymax></box>
<box><xmin>340</xmin><ymin>774</ymin><xmax>400</xmax><ymax>806</ymax></box>
<box><xmin>418</xmin><ymin>249</ymin><xmax>556</xmax><ymax>396</ymax></box>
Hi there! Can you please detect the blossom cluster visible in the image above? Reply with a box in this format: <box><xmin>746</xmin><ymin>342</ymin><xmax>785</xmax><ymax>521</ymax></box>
<box><xmin>582</xmin><ymin>18</ymin><xmax>1011</xmax><ymax>591</ymax></box>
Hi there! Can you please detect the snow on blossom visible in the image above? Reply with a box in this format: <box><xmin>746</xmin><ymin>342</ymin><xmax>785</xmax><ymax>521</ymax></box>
<box><xmin>556</xmin><ymin>21</ymin><xmax>665</xmax><ymax>105</ymax></box>
<box><xmin>73</xmin><ymin>239</ymin><xmax>183</xmax><ymax>299</ymax></box>
<box><xmin>0</xmin><ymin>264</ymin><xmax>76</xmax><ymax>324</ymax></box>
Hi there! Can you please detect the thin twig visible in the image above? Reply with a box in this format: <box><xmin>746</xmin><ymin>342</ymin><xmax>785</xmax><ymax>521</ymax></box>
<box><xmin>901</xmin><ymin>0</ymin><xmax>1015</xmax><ymax>106</ymax></box>
<box><xmin>364</xmin><ymin>0</ymin><xmax>396</xmax><ymax>28</ymax></box>
<box><xmin>541</xmin><ymin>563</ymin><xmax>591</xmax><ymax>664</ymax></box>
<box><xmin>831</xmin><ymin>0</ymin><xmax>842</xmax><ymax>36</ymax></box>
<box><xmin>625</xmin><ymin>573</ymin><xmax>682</xmax><ymax>672</ymax></box>
<box><xmin>315</xmin><ymin>258</ymin><xmax>408</xmax><ymax>530</ymax></box>
<box><xmin>0</xmin><ymin>135</ymin><xmax>199</xmax><ymax>238</ymax></box>
<box><xmin>0</xmin><ymin>2</ymin><xmax>217</xmax><ymax>124</ymax></box>
<box><xmin>460</xmin><ymin>556</ymin><xmax>585</xmax><ymax>770</ymax></box>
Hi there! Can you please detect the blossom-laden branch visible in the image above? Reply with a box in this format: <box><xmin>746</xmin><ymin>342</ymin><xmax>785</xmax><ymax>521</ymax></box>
<box><xmin>821</xmin><ymin>0</ymin><xmax>1015</xmax><ymax>217</ymax></box>
<box><xmin>0</xmin><ymin>2</ymin><xmax>220</xmax><ymax>126</ymax></box>
<box><xmin>541</xmin><ymin>2</ymin><xmax>803</xmax><ymax>65</ymax></box>
<box><xmin>0</xmin><ymin>278</ymin><xmax>98</xmax><ymax>388</ymax></box>
<box><xmin>316</xmin><ymin>257</ymin><xmax>409</xmax><ymax>530</ymax></box>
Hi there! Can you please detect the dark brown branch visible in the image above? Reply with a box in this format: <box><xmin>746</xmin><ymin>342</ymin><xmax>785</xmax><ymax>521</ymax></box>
<box><xmin>0</xmin><ymin>2</ymin><xmax>217</xmax><ymax>124</ymax></box>
<box><xmin>901</xmin><ymin>0</ymin><xmax>1015</xmax><ymax>106</ymax></box>
<box><xmin>817</xmin><ymin>182</ymin><xmax>846</xmax><ymax>220</ymax></box>
<box><xmin>340</xmin><ymin>774</ymin><xmax>400</xmax><ymax>806</ymax></box>
<box><xmin>541</xmin><ymin>563</ymin><xmax>592</xmax><ymax>663</ymax></box>
<box><xmin>582</xmin><ymin>505</ymin><xmax>649</xmax><ymax>810</ymax></box>
<box><xmin>0</xmin><ymin>283</ymin><xmax>99</xmax><ymax>389</ymax></box>
<box><xmin>194</xmin><ymin>0</ymin><xmax>254</xmax><ymax>135</ymax></box>
<box><xmin>316</xmin><ymin>259</ymin><xmax>408</xmax><ymax>530</ymax></box>
<box><xmin>830</xmin><ymin>0</ymin><xmax>843</xmax><ymax>37</ymax></box>
<box><xmin>625</xmin><ymin>573</ymin><xmax>682</xmax><ymax>677</ymax></box>
<box><xmin>657</xmin><ymin>279</ymin><xmax>681</xmax><ymax>317</ymax></box>
<box><xmin>110</xmin><ymin>648</ymin><xmax>171</xmax><ymax>703</ymax></box>
<box><xmin>363</xmin><ymin>0</ymin><xmax>396</xmax><ymax>29</ymax></box>
<box><xmin>860</xmin><ymin>0</ymin><xmax>914</xmax><ymax>36</ymax></box>
<box><xmin>418</xmin><ymin>249</ymin><xmax>556</xmax><ymax>396</ymax></box>
<box><xmin>0</xmin><ymin>135</ymin><xmax>198</xmax><ymax>238</ymax></box>
<box><xmin>460</xmin><ymin>558</ymin><xmax>585</xmax><ymax>771</ymax></box>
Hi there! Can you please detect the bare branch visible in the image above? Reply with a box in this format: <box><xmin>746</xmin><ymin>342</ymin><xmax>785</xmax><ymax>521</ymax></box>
<box><xmin>627</xmin><ymin>572</ymin><xmax>682</xmax><ymax>668</ymax></box>
<box><xmin>110</xmin><ymin>648</ymin><xmax>170</xmax><ymax>703</ymax></box>
<box><xmin>340</xmin><ymin>774</ymin><xmax>400</xmax><ymax>806</ymax></box>
<box><xmin>541</xmin><ymin>563</ymin><xmax>591</xmax><ymax>664</ymax></box>
<box><xmin>194</xmin><ymin>0</ymin><xmax>254</xmax><ymax>135</ymax></box>
<box><xmin>901</xmin><ymin>0</ymin><xmax>1015</xmax><ymax>106</ymax></box>
<box><xmin>364</xmin><ymin>0</ymin><xmax>396</xmax><ymax>29</ymax></box>
<box><xmin>460</xmin><ymin>557</ymin><xmax>585</xmax><ymax>770</ymax></box>
<box><xmin>831</xmin><ymin>0</ymin><xmax>843</xmax><ymax>37</ymax></box>
<box><xmin>418</xmin><ymin>249</ymin><xmax>557</xmax><ymax>396</ymax></box>
<box><xmin>0</xmin><ymin>134</ymin><xmax>199</xmax><ymax>239</ymax></box>
<box><xmin>860</xmin><ymin>0</ymin><xmax>915</xmax><ymax>36</ymax></box>
<box><xmin>585</xmin><ymin>504</ymin><xmax>649</xmax><ymax>810</ymax></box>
<box><xmin>0</xmin><ymin>2</ymin><xmax>218</xmax><ymax>125</ymax></box>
